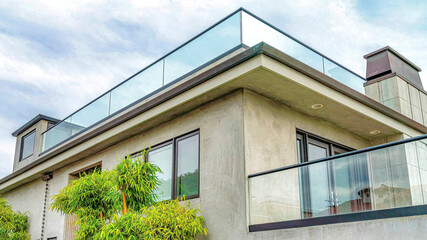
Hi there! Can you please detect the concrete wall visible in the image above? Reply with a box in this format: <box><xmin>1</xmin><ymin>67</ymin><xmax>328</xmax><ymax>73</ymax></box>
<box><xmin>3</xmin><ymin>89</ymin><xmax>427</xmax><ymax>240</ymax></box>
<box><xmin>2</xmin><ymin>179</ymin><xmax>45</xmax><ymax>239</ymax></box>
<box><xmin>243</xmin><ymin>90</ymin><xmax>371</xmax><ymax>225</ymax></box>
<box><xmin>3</xmin><ymin>90</ymin><xmax>246</xmax><ymax>240</ymax></box>
<box><xmin>13</xmin><ymin>120</ymin><xmax>50</xmax><ymax>171</ymax></box>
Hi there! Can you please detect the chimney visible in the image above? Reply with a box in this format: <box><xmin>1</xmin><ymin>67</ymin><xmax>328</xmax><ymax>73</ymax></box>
<box><xmin>364</xmin><ymin>46</ymin><xmax>426</xmax><ymax>126</ymax></box>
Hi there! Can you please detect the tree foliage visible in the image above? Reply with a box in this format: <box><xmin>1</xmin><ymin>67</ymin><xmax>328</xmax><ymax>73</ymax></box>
<box><xmin>0</xmin><ymin>197</ymin><xmax>30</xmax><ymax>240</ymax></box>
<box><xmin>115</xmin><ymin>154</ymin><xmax>161</xmax><ymax>212</ymax></box>
<box><xmin>94</xmin><ymin>198</ymin><xmax>206</xmax><ymax>240</ymax></box>
<box><xmin>51</xmin><ymin>149</ymin><xmax>207</xmax><ymax>239</ymax></box>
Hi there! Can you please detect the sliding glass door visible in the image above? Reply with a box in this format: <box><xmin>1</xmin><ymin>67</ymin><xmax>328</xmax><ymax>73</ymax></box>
<box><xmin>298</xmin><ymin>131</ymin><xmax>371</xmax><ymax>218</ymax></box>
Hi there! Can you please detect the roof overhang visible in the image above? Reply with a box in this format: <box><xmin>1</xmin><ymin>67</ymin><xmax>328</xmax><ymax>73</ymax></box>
<box><xmin>1</xmin><ymin>42</ymin><xmax>426</xmax><ymax>193</ymax></box>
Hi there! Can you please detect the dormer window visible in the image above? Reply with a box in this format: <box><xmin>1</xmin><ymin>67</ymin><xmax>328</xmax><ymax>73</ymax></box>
<box><xmin>20</xmin><ymin>130</ymin><xmax>35</xmax><ymax>161</ymax></box>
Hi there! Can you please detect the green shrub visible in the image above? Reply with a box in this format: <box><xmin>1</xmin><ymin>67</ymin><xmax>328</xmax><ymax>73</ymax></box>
<box><xmin>94</xmin><ymin>198</ymin><xmax>207</xmax><ymax>240</ymax></box>
<box><xmin>0</xmin><ymin>198</ymin><xmax>30</xmax><ymax>240</ymax></box>
<box><xmin>50</xmin><ymin>169</ymin><xmax>121</xmax><ymax>239</ymax></box>
<box><xmin>51</xmin><ymin>150</ymin><xmax>208</xmax><ymax>240</ymax></box>
<box><xmin>115</xmin><ymin>152</ymin><xmax>161</xmax><ymax>212</ymax></box>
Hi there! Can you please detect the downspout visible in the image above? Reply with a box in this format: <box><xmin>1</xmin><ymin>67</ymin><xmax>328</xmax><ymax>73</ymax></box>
<box><xmin>40</xmin><ymin>173</ymin><xmax>53</xmax><ymax>240</ymax></box>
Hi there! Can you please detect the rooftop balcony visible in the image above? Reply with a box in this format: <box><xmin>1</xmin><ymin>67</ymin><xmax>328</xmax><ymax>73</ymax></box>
<box><xmin>40</xmin><ymin>8</ymin><xmax>366</xmax><ymax>153</ymax></box>
<box><xmin>248</xmin><ymin>134</ymin><xmax>427</xmax><ymax>231</ymax></box>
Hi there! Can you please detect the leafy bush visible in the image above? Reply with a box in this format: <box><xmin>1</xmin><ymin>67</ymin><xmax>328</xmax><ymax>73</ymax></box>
<box><xmin>95</xmin><ymin>198</ymin><xmax>207</xmax><ymax>240</ymax></box>
<box><xmin>50</xmin><ymin>169</ymin><xmax>121</xmax><ymax>239</ymax></box>
<box><xmin>51</xmin><ymin>169</ymin><xmax>121</xmax><ymax>220</ymax></box>
<box><xmin>0</xmin><ymin>198</ymin><xmax>30</xmax><ymax>239</ymax></box>
<box><xmin>115</xmin><ymin>154</ymin><xmax>161</xmax><ymax>212</ymax></box>
<box><xmin>51</xmin><ymin>149</ymin><xmax>207</xmax><ymax>239</ymax></box>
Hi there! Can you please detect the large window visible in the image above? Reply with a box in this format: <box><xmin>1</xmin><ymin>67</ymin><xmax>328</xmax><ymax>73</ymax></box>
<box><xmin>20</xmin><ymin>130</ymin><xmax>36</xmax><ymax>161</ymax></box>
<box><xmin>144</xmin><ymin>130</ymin><xmax>200</xmax><ymax>200</ymax></box>
<box><xmin>297</xmin><ymin>130</ymin><xmax>371</xmax><ymax>218</ymax></box>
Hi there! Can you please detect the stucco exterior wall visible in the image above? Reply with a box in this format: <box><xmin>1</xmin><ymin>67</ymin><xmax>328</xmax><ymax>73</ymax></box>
<box><xmin>2</xmin><ymin>178</ymin><xmax>45</xmax><ymax>239</ymax></box>
<box><xmin>242</xmin><ymin>90</ymin><xmax>427</xmax><ymax>240</ymax></box>
<box><xmin>2</xmin><ymin>89</ymin><xmax>427</xmax><ymax>240</ymax></box>
<box><xmin>3</xmin><ymin>90</ymin><xmax>246</xmax><ymax>240</ymax></box>
<box><xmin>243</xmin><ymin>89</ymin><xmax>371</xmax><ymax>176</ymax></box>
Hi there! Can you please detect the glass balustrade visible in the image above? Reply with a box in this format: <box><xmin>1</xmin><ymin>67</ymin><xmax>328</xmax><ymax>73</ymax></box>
<box><xmin>248</xmin><ymin>136</ymin><xmax>427</xmax><ymax>225</ymax></box>
<box><xmin>40</xmin><ymin>9</ymin><xmax>366</xmax><ymax>152</ymax></box>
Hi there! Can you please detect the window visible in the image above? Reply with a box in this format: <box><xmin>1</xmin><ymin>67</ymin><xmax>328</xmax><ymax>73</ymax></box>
<box><xmin>297</xmin><ymin>130</ymin><xmax>371</xmax><ymax>218</ymax></box>
<box><xmin>20</xmin><ymin>130</ymin><xmax>35</xmax><ymax>161</ymax></box>
<box><xmin>140</xmin><ymin>130</ymin><xmax>200</xmax><ymax>200</ymax></box>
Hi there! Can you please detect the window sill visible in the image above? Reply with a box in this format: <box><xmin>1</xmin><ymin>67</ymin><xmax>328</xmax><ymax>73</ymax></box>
<box><xmin>249</xmin><ymin>205</ymin><xmax>427</xmax><ymax>232</ymax></box>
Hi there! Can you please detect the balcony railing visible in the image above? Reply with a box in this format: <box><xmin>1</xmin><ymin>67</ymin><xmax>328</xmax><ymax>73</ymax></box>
<box><xmin>40</xmin><ymin>9</ymin><xmax>366</xmax><ymax>153</ymax></box>
<box><xmin>248</xmin><ymin>135</ymin><xmax>427</xmax><ymax>230</ymax></box>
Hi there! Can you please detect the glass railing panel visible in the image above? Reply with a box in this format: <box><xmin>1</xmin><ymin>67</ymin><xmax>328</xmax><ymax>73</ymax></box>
<box><xmin>323</xmin><ymin>58</ymin><xmax>365</xmax><ymax>93</ymax></box>
<box><xmin>242</xmin><ymin>12</ymin><xmax>323</xmax><ymax>73</ymax></box>
<box><xmin>249</xmin><ymin>168</ymin><xmax>301</xmax><ymax>225</ymax></box>
<box><xmin>249</xmin><ymin>137</ymin><xmax>427</xmax><ymax>225</ymax></box>
<box><xmin>241</xmin><ymin>11</ymin><xmax>365</xmax><ymax>93</ymax></box>
<box><xmin>42</xmin><ymin>117</ymin><xmax>72</xmax><ymax>151</ymax></box>
<box><xmin>70</xmin><ymin>93</ymin><xmax>110</xmax><ymax>132</ymax></box>
<box><xmin>163</xmin><ymin>11</ymin><xmax>241</xmax><ymax>85</ymax></box>
<box><xmin>110</xmin><ymin>60</ymin><xmax>163</xmax><ymax>113</ymax></box>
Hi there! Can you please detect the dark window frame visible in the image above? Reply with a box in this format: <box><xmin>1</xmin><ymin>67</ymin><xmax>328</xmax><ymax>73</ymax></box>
<box><xmin>19</xmin><ymin>129</ymin><xmax>36</xmax><ymax>161</ymax></box>
<box><xmin>296</xmin><ymin>129</ymin><xmax>354</xmax><ymax>163</ymax></box>
<box><xmin>297</xmin><ymin>129</ymin><xmax>354</xmax><ymax>218</ymax></box>
<box><xmin>130</xmin><ymin>129</ymin><xmax>200</xmax><ymax>200</ymax></box>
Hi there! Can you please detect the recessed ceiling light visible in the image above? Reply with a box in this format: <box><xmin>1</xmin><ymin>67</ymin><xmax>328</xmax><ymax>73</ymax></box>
<box><xmin>311</xmin><ymin>103</ymin><xmax>323</xmax><ymax>109</ymax></box>
<box><xmin>369</xmin><ymin>130</ymin><xmax>381</xmax><ymax>135</ymax></box>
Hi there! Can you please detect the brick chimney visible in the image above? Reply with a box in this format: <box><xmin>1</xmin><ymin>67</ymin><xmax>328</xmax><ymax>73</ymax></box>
<box><xmin>364</xmin><ymin>46</ymin><xmax>426</xmax><ymax>125</ymax></box>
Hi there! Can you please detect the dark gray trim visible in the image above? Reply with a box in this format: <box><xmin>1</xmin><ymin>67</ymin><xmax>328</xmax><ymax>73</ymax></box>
<box><xmin>12</xmin><ymin>114</ymin><xmax>59</xmax><ymax>137</ymax></box>
<box><xmin>249</xmin><ymin>205</ymin><xmax>427</xmax><ymax>232</ymax></box>
<box><xmin>1</xmin><ymin>43</ymin><xmax>427</xmax><ymax>186</ymax></box>
<box><xmin>132</xmin><ymin>129</ymin><xmax>200</xmax><ymax>201</ymax></box>
<box><xmin>249</xmin><ymin>133</ymin><xmax>427</xmax><ymax>178</ymax></box>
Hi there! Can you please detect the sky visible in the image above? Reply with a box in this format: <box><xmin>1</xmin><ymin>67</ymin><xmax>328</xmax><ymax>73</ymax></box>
<box><xmin>0</xmin><ymin>0</ymin><xmax>426</xmax><ymax>178</ymax></box>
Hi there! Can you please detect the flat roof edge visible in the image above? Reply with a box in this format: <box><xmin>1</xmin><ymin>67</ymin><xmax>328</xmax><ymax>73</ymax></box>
<box><xmin>11</xmin><ymin>114</ymin><xmax>60</xmax><ymax>137</ymax></box>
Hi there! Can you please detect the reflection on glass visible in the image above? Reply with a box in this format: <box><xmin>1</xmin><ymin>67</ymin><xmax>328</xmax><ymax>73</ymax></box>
<box><xmin>305</xmin><ymin>144</ymin><xmax>331</xmax><ymax>218</ymax></box>
<box><xmin>242</xmin><ymin>12</ymin><xmax>323</xmax><ymax>72</ymax></box>
<box><xmin>164</xmin><ymin>12</ymin><xmax>241</xmax><ymax>85</ymax></box>
<box><xmin>249</xmin><ymin>168</ymin><xmax>301</xmax><ymax>225</ymax></box>
<box><xmin>110</xmin><ymin>61</ymin><xmax>164</xmax><ymax>113</ymax></box>
<box><xmin>176</xmin><ymin>134</ymin><xmax>199</xmax><ymax>197</ymax></box>
<box><xmin>42</xmin><ymin>117</ymin><xmax>73</xmax><ymax>150</ymax></box>
<box><xmin>323</xmin><ymin>59</ymin><xmax>365</xmax><ymax>93</ymax></box>
<box><xmin>148</xmin><ymin>144</ymin><xmax>173</xmax><ymax>201</ymax></box>
<box><xmin>71</xmin><ymin>93</ymin><xmax>110</xmax><ymax>130</ymax></box>
<box><xmin>249</xmin><ymin>138</ymin><xmax>427</xmax><ymax>225</ymax></box>
<box><xmin>332</xmin><ymin>154</ymin><xmax>371</xmax><ymax>215</ymax></box>
<box><xmin>21</xmin><ymin>131</ymin><xmax>35</xmax><ymax>160</ymax></box>
<box><xmin>41</xmin><ymin>9</ymin><xmax>367</xmax><ymax>153</ymax></box>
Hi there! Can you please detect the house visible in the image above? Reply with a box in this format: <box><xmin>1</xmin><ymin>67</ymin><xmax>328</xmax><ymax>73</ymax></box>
<box><xmin>1</xmin><ymin>8</ymin><xmax>427</xmax><ymax>240</ymax></box>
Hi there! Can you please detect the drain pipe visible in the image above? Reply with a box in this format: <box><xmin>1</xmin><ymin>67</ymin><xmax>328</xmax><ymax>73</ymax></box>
<box><xmin>40</xmin><ymin>173</ymin><xmax>53</xmax><ymax>240</ymax></box>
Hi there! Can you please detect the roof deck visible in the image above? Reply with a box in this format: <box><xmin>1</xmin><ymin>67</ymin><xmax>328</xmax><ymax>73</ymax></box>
<box><xmin>40</xmin><ymin>8</ymin><xmax>366</xmax><ymax>153</ymax></box>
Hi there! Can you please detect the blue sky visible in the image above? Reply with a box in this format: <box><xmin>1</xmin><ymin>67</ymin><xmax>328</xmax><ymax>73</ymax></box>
<box><xmin>0</xmin><ymin>0</ymin><xmax>426</xmax><ymax>178</ymax></box>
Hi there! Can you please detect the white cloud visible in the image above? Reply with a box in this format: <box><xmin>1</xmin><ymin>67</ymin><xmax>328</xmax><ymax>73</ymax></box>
<box><xmin>0</xmin><ymin>0</ymin><xmax>426</xmax><ymax>178</ymax></box>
